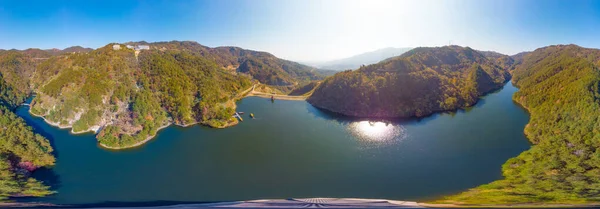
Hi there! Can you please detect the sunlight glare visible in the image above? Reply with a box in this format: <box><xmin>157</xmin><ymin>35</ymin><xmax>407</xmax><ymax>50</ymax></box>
<box><xmin>348</xmin><ymin>121</ymin><xmax>406</xmax><ymax>146</ymax></box>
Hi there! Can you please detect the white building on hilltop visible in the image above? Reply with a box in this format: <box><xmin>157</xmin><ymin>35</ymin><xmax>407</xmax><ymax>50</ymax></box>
<box><xmin>112</xmin><ymin>45</ymin><xmax>121</xmax><ymax>50</ymax></box>
<box><xmin>135</xmin><ymin>45</ymin><xmax>150</xmax><ymax>50</ymax></box>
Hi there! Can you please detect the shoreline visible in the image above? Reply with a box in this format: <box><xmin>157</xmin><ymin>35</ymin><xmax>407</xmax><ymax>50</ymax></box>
<box><xmin>28</xmin><ymin>108</ymin><xmax>99</xmax><ymax>134</ymax></box>
<box><xmin>27</xmin><ymin>84</ymin><xmax>302</xmax><ymax>150</ymax></box>
<box><xmin>27</xmin><ymin>100</ymin><xmax>242</xmax><ymax>150</ymax></box>
<box><xmin>424</xmin><ymin>82</ymin><xmax>541</xmax><ymax>205</ymax></box>
<box><xmin>98</xmin><ymin>122</ymin><xmax>171</xmax><ymax>150</ymax></box>
<box><xmin>510</xmin><ymin>87</ymin><xmax>535</xmax><ymax>142</ymax></box>
<box><xmin>98</xmin><ymin>117</ymin><xmax>241</xmax><ymax>150</ymax></box>
<box><xmin>307</xmin><ymin>80</ymin><xmax>509</xmax><ymax>119</ymax></box>
<box><xmin>98</xmin><ymin>89</ymin><xmax>248</xmax><ymax>150</ymax></box>
<box><xmin>26</xmin><ymin>82</ymin><xmax>513</xmax><ymax>151</ymax></box>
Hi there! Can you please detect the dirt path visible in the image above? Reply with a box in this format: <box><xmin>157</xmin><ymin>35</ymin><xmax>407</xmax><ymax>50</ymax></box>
<box><xmin>237</xmin><ymin>84</ymin><xmax>256</xmax><ymax>98</ymax></box>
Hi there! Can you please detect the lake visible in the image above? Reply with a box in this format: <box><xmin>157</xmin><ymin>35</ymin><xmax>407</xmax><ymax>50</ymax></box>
<box><xmin>18</xmin><ymin>82</ymin><xmax>531</xmax><ymax>205</ymax></box>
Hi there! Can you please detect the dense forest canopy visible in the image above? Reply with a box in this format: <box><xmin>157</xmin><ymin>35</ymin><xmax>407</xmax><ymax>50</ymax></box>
<box><xmin>440</xmin><ymin>44</ymin><xmax>600</xmax><ymax>204</ymax></box>
<box><xmin>0</xmin><ymin>51</ymin><xmax>56</xmax><ymax>199</ymax></box>
<box><xmin>125</xmin><ymin>41</ymin><xmax>324</xmax><ymax>85</ymax></box>
<box><xmin>0</xmin><ymin>52</ymin><xmax>36</xmax><ymax>109</ymax></box>
<box><xmin>2</xmin><ymin>41</ymin><xmax>324</xmax><ymax>149</ymax></box>
<box><xmin>307</xmin><ymin>46</ymin><xmax>512</xmax><ymax>118</ymax></box>
<box><xmin>0</xmin><ymin>106</ymin><xmax>55</xmax><ymax>200</ymax></box>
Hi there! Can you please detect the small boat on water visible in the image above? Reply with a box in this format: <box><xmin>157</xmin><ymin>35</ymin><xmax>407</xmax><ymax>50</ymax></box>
<box><xmin>250</xmin><ymin>113</ymin><xmax>255</xmax><ymax>118</ymax></box>
<box><xmin>238</xmin><ymin>112</ymin><xmax>245</xmax><ymax>115</ymax></box>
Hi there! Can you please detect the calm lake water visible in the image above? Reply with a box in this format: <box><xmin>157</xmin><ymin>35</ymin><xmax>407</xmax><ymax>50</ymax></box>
<box><xmin>18</xmin><ymin>82</ymin><xmax>530</xmax><ymax>205</ymax></box>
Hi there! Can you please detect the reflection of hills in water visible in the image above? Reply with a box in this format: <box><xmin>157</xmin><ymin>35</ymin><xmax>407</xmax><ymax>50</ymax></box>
<box><xmin>306</xmin><ymin>83</ymin><xmax>508</xmax><ymax>125</ymax></box>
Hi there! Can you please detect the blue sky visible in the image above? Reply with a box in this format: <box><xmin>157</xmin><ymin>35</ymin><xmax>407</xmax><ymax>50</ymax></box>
<box><xmin>1</xmin><ymin>0</ymin><xmax>600</xmax><ymax>61</ymax></box>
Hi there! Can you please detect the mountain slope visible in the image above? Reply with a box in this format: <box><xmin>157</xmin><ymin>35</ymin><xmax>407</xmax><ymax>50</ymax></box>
<box><xmin>508</xmin><ymin>51</ymin><xmax>531</xmax><ymax>71</ymax></box>
<box><xmin>29</xmin><ymin>43</ymin><xmax>253</xmax><ymax>148</ymax></box>
<box><xmin>0</xmin><ymin>51</ymin><xmax>37</xmax><ymax>109</ymax></box>
<box><xmin>307</xmin><ymin>46</ymin><xmax>510</xmax><ymax>118</ymax></box>
<box><xmin>18</xmin><ymin>41</ymin><xmax>324</xmax><ymax>149</ymax></box>
<box><xmin>315</xmin><ymin>47</ymin><xmax>412</xmax><ymax>70</ymax></box>
<box><xmin>127</xmin><ymin>41</ymin><xmax>324</xmax><ymax>85</ymax></box>
<box><xmin>0</xmin><ymin>106</ymin><xmax>55</xmax><ymax>200</ymax></box>
<box><xmin>439</xmin><ymin>44</ymin><xmax>600</xmax><ymax>204</ymax></box>
<box><xmin>0</xmin><ymin>52</ymin><xmax>56</xmax><ymax>200</ymax></box>
<box><xmin>477</xmin><ymin>50</ymin><xmax>515</xmax><ymax>70</ymax></box>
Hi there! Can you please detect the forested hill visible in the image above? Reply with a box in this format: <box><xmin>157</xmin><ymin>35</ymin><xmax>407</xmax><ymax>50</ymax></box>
<box><xmin>1</xmin><ymin>40</ymin><xmax>322</xmax><ymax>199</ymax></box>
<box><xmin>440</xmin><ymin>44</ymin><xmax>600</xmax><ymax>204</ymax></box>
<box><xmin>477</xmin><ymin>50</ymin><xmax>516</xmax><ymax>70</ymax></box>
<box><xmin>0</xmin><ymin>51</ymin><xmax>37</xmax><ymax>109</ymax></box>
<box><xmin>126</xmin><ymin>41</ymin><xmax>324</xmax><ymax>85</ymax></box>
<box><xmin>0</xmin><ymin>106</ymin><xmax>55</xmax><ymax>200</ymax></box>
<box><xmin>307</xmin><ymin>45</ymin><xmax>511</xmax><ymax>118</ymax></box>
<box><xmin>508</xmin><ymin>51</ymin><xmax>531</xmax><ymax>71</ymax></box>
<box><xmin>0</xmin><ymin>53</ymin><xmax>56</xmax><ymax>199</ymax></box>
<box><xmin>0</xmin><ymin>41</ymin><xmax>325</xmax><ymax>150</ymax></box>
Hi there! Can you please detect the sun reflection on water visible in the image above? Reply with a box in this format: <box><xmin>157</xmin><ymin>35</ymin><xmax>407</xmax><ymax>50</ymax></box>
<box><xmin>348</xmin><ymin>121</ymin><xmax>406</xmax><ymax>147</ymax></box>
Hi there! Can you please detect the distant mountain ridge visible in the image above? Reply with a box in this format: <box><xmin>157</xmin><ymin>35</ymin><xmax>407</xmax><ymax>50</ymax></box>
<box><xmin>126</xmin><ymin>41</ymin><xmax>324</xmax><ymax>85</ymax></box>
<box><xmin>60</xmin><ymin>46</ymin><xmax>94</xmax><ymax>54</ymax></box>
<box><xmin>312</xmin><ymin>47</ymin><xmax>412</xmax><ymax>70</ymax></box>
<box><xmin>3</xmin><ymin>46</ymin><xmax>94</xmax><ymax>58</ymax></box>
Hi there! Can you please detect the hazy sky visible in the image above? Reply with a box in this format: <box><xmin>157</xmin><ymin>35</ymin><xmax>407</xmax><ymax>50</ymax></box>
<box><xmin>1</xmin><ymin>0</ymin><xmax>600</xmax><ymax>61</ymax></box>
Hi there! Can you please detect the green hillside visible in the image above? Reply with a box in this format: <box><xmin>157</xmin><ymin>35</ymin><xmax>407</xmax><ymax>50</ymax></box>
<box><xmin>21</xmin><ymin>41</ymin><xmax>323</xmax><ymax>149</ymax></box>
<box><xmin>307</xmin><ymin>46</ymin><xmax>511</xmax><ymax>118</ymax></box>
<box><xmin>0</xmin><ymin>51</ymin><xmax>55</xmax><ymax>200</ymax></box>
<box><xmin>438</xmin><ymin>45</ymin><xmax>600</xmax><ymax>204</ymax></box>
